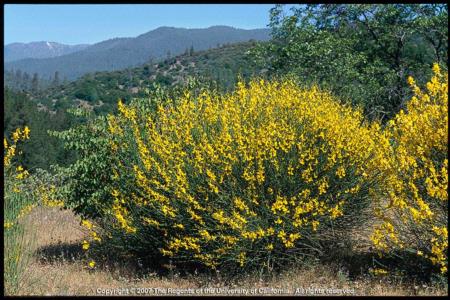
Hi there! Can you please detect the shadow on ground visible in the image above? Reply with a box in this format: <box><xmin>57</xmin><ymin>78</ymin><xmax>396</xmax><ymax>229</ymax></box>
<box><xmin>35</xmin><ymin>241</ymin><xmax>85</xmax><ymax>265</ymax></box>
<box><xmin>33</xmin><ymin>238</ymin><xmax>444</xmax><ymax>286</ymax></box>
<box><xmin>33</xmin><ymin>240</ymin><xmax>209</xmax><ymax>282</ymax></box>
<box><xmin>319</xmin><ymin>244</ymin><xmax>443</xmax><ymax>285</ymax></box>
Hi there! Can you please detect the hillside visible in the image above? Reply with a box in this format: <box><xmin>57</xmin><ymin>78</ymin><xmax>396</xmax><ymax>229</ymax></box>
<box><xmin>5</xmin><ymin>26</ymin><xmax>270</xmax><ymax>80</ymax></box>
<box><xmin>33</xmin><ymin>40</ymin><xmax>266</xmax><ymax>115</ymax></box>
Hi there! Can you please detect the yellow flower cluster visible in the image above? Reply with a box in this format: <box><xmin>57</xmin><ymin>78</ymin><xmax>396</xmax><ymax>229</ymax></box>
<box><xmin>79</xmin><ymin>218</ymin><xmax>102</xmax><ymax>271</ymax></box>
<box><xmin>15</xmin><ymin>166</ymin><xmax>29</xmax><ymax>180</ymax></box>
<box><xmin>3</xmin><ymin>198</ymin><xmax>37</xmax><ymax>231</ymax></box>
<box><xmin>39</xmin><ymin>185</ymin><xmax>64</xmax><ymax>208</ymax></box>
<box><xmin>81</xmin><ymin>219</ymin><xmax>102</xmax><ymax>242</ymax></box>
<box><xmin>370</xmin><ymin>268</ymin><xmax>389</xmax><ymax>276</ymax></box>
<box><xmin>104</xmin><ymin>78</ymin><xmax>389</xmax><ymax>269</ymax></box>
<box><xmin>431</xmin><ymin>226</ymin><xmax>448</xmax><ymax>274</ymax></box>
<box><xmin>4</xmin><ymin>221</ymin><xmax>14</xmax><ymax>230</ymax></box>
<box><xmin>82</xmin><ymin>240</ymin><xmax>90</xmax><ymax>251</ymax></box>
<box><xmin>4</xmin><ymin>127</ymin><xmax>30</xmax><ymax>167</ymax></box>
<box><xmin>372</xmin><ymin>64</ymin><xmax>448</xmax><ymax>274</ymax></box>
<box><xmin>17</xmin><ymin>203</ymin><xmax>37</xmax><ymax>219</ymax></box>
<box><xmin>111</xmin><ymin>193</ymin><xmax>137</xmax><ymax>234</ymax></box>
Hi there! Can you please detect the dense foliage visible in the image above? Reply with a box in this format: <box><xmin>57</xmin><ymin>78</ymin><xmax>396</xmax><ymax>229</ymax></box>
<box><xmin>3</xmin><ymin>88</ymin><xmax>77</xmax><ymax>171</ymax></box>
<box><xmin>253</xmin><ymin>4</ymin><xmax>448</xmax><ymax>121</ymax></box>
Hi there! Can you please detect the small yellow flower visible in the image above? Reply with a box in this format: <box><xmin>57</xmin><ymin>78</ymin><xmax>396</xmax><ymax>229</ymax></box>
<box><xmin>90</xmin><ymin>231</ymin><xmax>102</xmax><ymax>242</ymax></box>
<box><xmin>23</xmin><ymin>126</ymin><xmax>30</xmax><ymax>139</ymax></box>
<box><xmin>81</xmin><ymin>219</ymin><xmax>94</xmax><ymax>230</ymax></box>
<box><xmin>432</xmin><ymin>63</ymin><xmax>440</xmax><ymax>75</ymax></box>
<box><xmin>4</xmin><ymin>221</ymin><xmax>14</xmax><ymax>229</ymax></box>
<box><xmin>12</xmin><ymin>129</ymin><xmax>21</xmax><ymax>142</ymax></box>
<box><xmin>371</xmin><ymin>268</ymin><xmax>388</xmax><ymax>276</ymax></box>
<box><xmin>88</xmin><ymin>260</ymin><xmax>96</xmax><ymax>268</ymax></box>
<box><xmin>266</xmin><ymin>243</ymin><xmax>274</xmax><ymax>251</ymax></box>
<box><xmin>173</xmin><ymin>223</ymin><xmax>184</xmax><ymax>230</ymax></box>
<box><xmin>82</xmin><ymin>240</ymin><xmax>90</xmax><ymax>251</ymax></box>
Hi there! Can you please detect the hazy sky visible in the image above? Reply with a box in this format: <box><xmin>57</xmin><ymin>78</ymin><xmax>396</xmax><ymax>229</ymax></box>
<box><xmin>5</xmin><ymin>4</ymin><xmax>282</xmax><ymax>45</ymax></box>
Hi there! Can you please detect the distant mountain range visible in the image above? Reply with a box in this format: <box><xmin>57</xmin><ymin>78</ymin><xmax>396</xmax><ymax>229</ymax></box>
<box><xmin>4</xmin><ymin>41</ymin><xmax>90</xmax><ymax>62</ymax></box>
<box><xmin>4</xmin><ymin>26</ymin><xmax>270</xmax><ymax>80</ymax></box>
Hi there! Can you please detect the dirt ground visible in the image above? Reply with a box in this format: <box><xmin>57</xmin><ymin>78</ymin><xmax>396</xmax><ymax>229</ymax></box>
<box><xmin>13</xmin><ymin>206</ymin><xmax>448</xmax><ymax>296</ymax></box>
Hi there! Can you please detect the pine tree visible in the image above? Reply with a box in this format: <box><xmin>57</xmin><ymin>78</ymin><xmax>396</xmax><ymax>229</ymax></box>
<box><xmin>14</xmin><ymin>70</ymin><xmax>23</xmax><ymax>90</ymax></box>
<box><xmin>31</xmin><ymin>73</ymin><xmax>39</xmax><ymax>93</ymax></box>
<box><xmin>53</xmin><ymin>71</ymin><xmax>60</xmax><ymax>86</ymax></box>
<box><xmin>22</xmin><ymin>72</ymin><xmax>30</xmax><ymax>91</ymax></box>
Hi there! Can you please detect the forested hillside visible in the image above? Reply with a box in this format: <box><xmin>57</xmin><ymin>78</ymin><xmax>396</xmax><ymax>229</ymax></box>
<box><xmin>5</xmin><ymin>26</ymin><xmax>269</xmax><ymax>80</ymax></box>
<box><xmin>4</xmin><ymin>88</ymin><xmax>77</xmax><ymax>170</ymax></box>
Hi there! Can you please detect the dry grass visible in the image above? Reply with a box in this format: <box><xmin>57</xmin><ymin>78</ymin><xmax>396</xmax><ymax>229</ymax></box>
<box><xmin>12</xmin><ymin>206</ymin><xmax>448</xmax><ymax>296</ymax></box>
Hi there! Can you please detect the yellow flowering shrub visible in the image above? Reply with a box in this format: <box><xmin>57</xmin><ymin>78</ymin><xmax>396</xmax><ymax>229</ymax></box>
<box><xmin>4</xmin><ymin>127</ymin><xmax>34</xmax><ymax>229</ymax></box>
<box><xmin>4</xmin><ymin>126</ymin><xmax>37</xmax><ymax>294</ymax></box>
<box><xmin>371</xmin><ymin>64</ymin><xmax>448</xmax><ymax>274</ymax></box>
<box><xmin>95</xmin><ymin>79</ymin><xmax>390</xmax><ymax>270</ymax></box>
